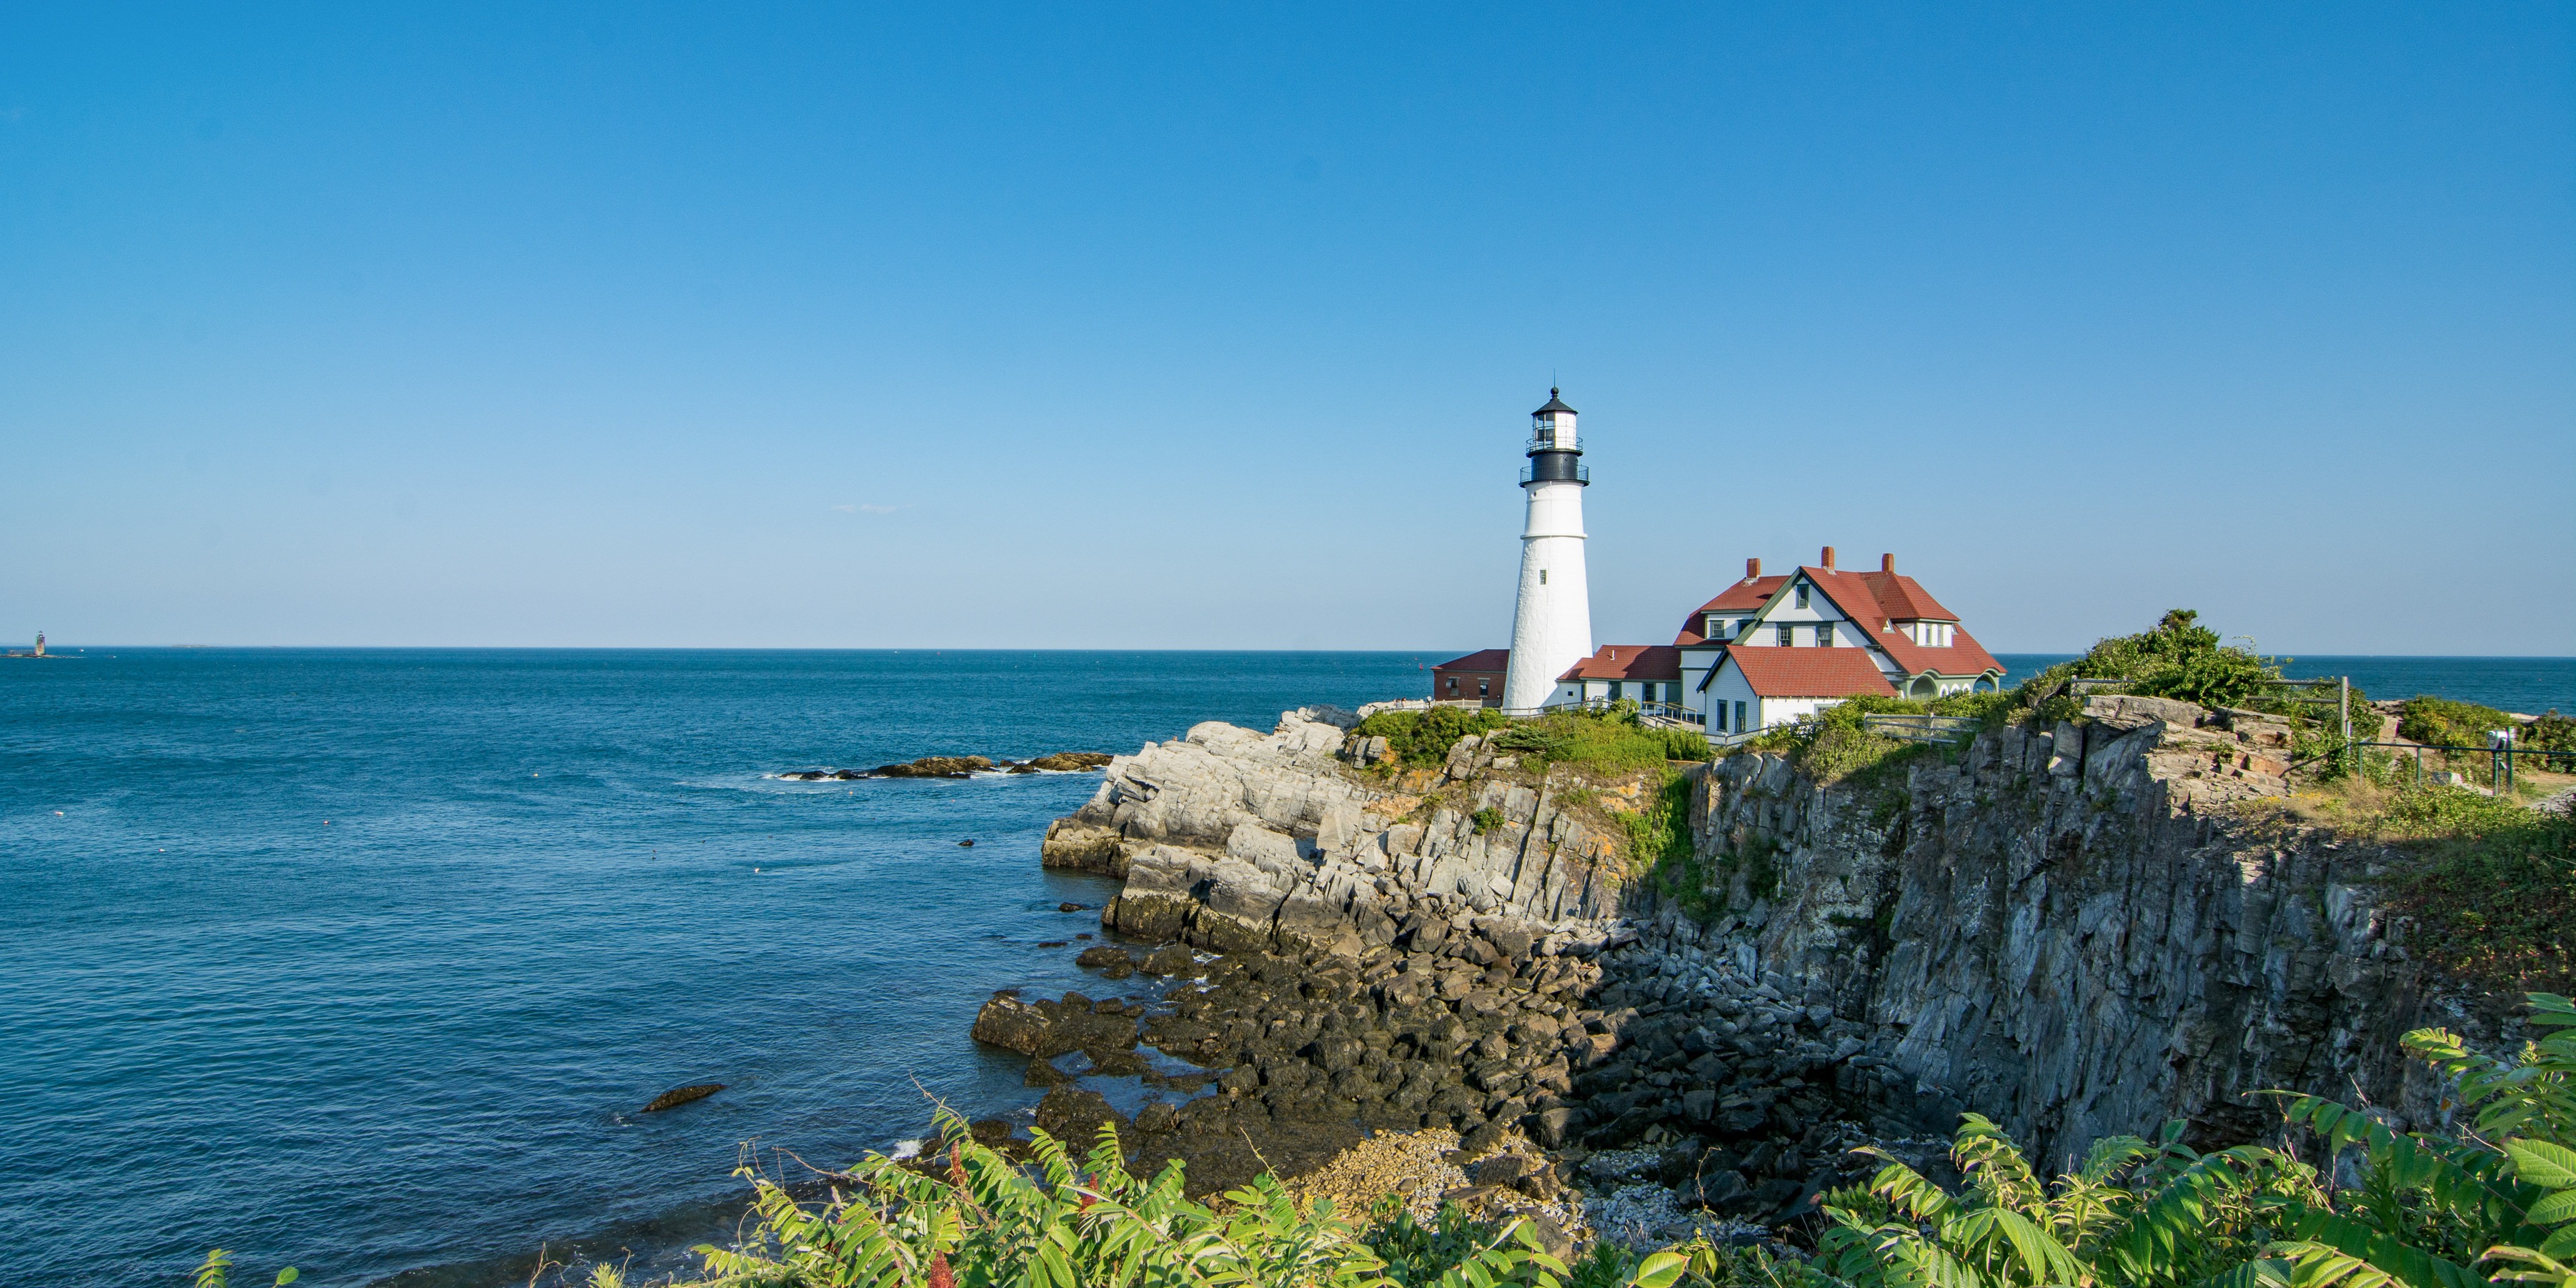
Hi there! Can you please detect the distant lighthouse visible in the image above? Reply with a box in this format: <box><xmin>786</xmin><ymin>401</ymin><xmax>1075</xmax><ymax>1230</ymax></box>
<box><xmin>1501</xmin><ymin>389</ymin><xmax>1593</xmax><ymax>712</ymax></box>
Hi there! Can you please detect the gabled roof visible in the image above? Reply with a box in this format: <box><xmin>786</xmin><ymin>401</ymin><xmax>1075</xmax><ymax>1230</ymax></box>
<box><xmin>1709</xmin><ymin>645</ymin><xmax>1898</xmax><ymax>699</ymax></box>
<box><xmin>1864</xmin><ymin>573</ymin><xmax>1959</xmax><ymax>623</ymax></box>
<box><xmin>1673</xmin><ymin>576</ymin><xmax>1791</xmax><ymax>646</ymax></box>
<box><xmin>1556</xmin><ymin>644</ymin><xmax>1681</xmax><ymax>683</ymax></box>
<box><xmin>1433</xmin><ymin>649</ymin><xmax>1511</xmax><ymax>673</ymax></box>
<box><xmin>1794</xmin><ymin>566</ymin><xmax>2001</xmax><ymax>679</ymax></box>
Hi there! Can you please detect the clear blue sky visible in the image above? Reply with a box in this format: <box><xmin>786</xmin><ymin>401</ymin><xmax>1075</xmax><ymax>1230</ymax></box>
<box><xmin>5</xmin><ymin>4</ymin><xmax>2570</xmax><ymax>653</ymax></box>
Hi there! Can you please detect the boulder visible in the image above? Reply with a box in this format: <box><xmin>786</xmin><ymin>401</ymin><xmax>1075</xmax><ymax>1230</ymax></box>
<box><xmin>873</xmin><ymin>755</ymin><xmax>993</xmax><ymax>779</ymax></box>
<box><xmin>970</xmin><ymin>989</ymin><xmax>1139</xmax><ymax>1058</ymax></box>
<box><xmin>1035</xmin><ymin>1087</ymin><xmax>1122</xmax><ymax>1142</ymax></box>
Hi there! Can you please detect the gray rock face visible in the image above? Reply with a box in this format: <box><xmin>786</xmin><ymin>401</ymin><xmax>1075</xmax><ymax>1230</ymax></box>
<box><xmin>1063</xmin><ymin>712</ymin><xmax>1627</xmax><ymax>959</ymax></box>
<box><xmin>1588</xmin><ymin>695</ymin><xmax>2510</xmax><ymax>1163</ymax></box>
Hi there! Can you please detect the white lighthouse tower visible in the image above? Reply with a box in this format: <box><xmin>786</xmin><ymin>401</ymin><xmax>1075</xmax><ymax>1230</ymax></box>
<box><xmin>1501</xmin><ymin>389</ymin><xmax>1593</xmax><ymax>712</ymax></box>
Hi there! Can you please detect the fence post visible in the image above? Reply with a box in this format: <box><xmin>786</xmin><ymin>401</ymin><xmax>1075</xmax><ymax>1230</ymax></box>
<box><xmin>2339</xmin><ymin>677</ymin><xmax>2352</xmax><ymax>780</ymax></box>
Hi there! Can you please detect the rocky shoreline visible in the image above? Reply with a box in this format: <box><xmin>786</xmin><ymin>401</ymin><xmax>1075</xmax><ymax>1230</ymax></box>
<box><xmin>960</xmin><ymin>694</ymin><xmax>2518</xmax><ymax>1250</ymax></box>
<box><xmin>777</xmin><ymin>751</ymin><xmax>1115</xmax><ymax>780</ymax></box>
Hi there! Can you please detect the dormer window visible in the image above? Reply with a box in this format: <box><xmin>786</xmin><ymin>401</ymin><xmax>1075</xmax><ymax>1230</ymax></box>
<box><xmin>1706</xmin><ymin>614</ymin><xmax>1725</xmax><ymax>639</ymax></box>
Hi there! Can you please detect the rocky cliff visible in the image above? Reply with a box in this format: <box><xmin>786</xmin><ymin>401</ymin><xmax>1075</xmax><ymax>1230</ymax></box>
<box><xmin>1604</xmin><ymin>694</ymin><xmax>2510</xmax><ymax>1167</ymax></box>
<box><xmin>1025</xmin><ymin>696</ymin><xmax>2510</xmax><ymax>1221</ymax></box>
<box><xmin>1043</xmin><ymin>707</ymin><xmax>1631</xmax><ymax>960</ymax></box>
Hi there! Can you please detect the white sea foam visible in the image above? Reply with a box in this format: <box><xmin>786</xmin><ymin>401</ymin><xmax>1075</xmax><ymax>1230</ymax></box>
<box><xmin>887</xmin><ymin>1139</ymin><xmax>923</xmax><ymax>1161</ymax></box>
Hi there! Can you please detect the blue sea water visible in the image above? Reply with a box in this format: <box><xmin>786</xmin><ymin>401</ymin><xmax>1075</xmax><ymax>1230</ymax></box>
<box><xmin>6</xmin><ymin>649</ymin><xmax>2573</xmax><ymax>1288</ymax></box>
<box><xmin>0</xmin><ymin>650</ymin><xmax>1435</xmax><ymax>1288</ymax></box>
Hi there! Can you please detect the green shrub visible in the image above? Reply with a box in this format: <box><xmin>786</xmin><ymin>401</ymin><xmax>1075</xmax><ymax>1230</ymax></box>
<box><xmin>1471</xmin><ymin>807</ymin><xmax>1506</xmax><ymax>834</ymax></box>
<box><xmin>2399</xmin><ymin>696</ymin><xmax>2522</xmax><ymax>750</ymax></box>
<box><xmin>1356</xmin><ymin>706</ymin><xmax>1512</xmax><ymax>768</ymax></box>
<box><xmin>2072</xmin><ymin>609</ymin><xmax>2283</xmax><ymax>708</ymax></box>
<box><xmin>1741</xmin><ymin>697</ymin><xmax>1940</xmax><ymax>787</ymax></box>
<box><xmin>1621</xmin><ymin>770</ymin><xmax>1694</xmax><ymax>887</ymax></box>
<box><xmin>1491</xmin><ymin>711</ymin><xmax>1705</xmax><ymax>774</ymax></box>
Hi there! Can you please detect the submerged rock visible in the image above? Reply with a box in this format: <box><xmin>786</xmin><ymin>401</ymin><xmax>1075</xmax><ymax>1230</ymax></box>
<box><xmin>873</xmin><ymin>755</ymin><xmax>993</xmax><ymax>779</ymax></box>
<box><xmin>641</xmin><ymin>1083</ymin><xmax>725</xmax><ymax>1113</ymax></box>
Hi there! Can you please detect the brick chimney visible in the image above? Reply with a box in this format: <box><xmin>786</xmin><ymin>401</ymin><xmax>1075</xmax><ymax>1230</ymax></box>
<box><xmin>1745</xmin><ymin>556</ymin><xmax>1761</xmax><ymax>580</ymax></box>
<box><xmin>1881</xmin><ymin>552</ymin><xmax>1895</xmax><ymax>574</ymax></box>
<box><xmin>1821</xmin><ymin>545</ymin><xmax>1836</xmax><ymax>570</ymax></box>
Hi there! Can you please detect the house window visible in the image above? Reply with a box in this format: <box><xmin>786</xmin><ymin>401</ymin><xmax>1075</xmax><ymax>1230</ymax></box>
<box><xmin>1714</xmin><ymin>701</ymin><xmax>1726</xmax><ymax>732</ymax></box>
<box><xmin>1445</xmin><ymin>677</ymin><xmax>1458</xmax><ymax>694</ymax></box>
<box><xmin>1478</xmin><ymin>679</ymin><xmax>1488</xmax><ymax>697</ymax></box>
<box><xmin>1734</xmin><ymin>700</ymin><xmax>1747</xmax><ymax>732</ymax></box>
<box><xmin>1776</xmin><ymin>623</ymin><xmax>1794</xmax><ymax>647</ymax></box>
<box><xmin>1816</xmin><ymin>623</ymin><xmax>1834</xmax><ymax>647</ymax></box>
<box><xmin>1609</xmin><ymin>681</ymin><xmax>1623</xmax><ymax>700</ymax></box>
<box><xmin>1540</xmin><ymin>569</ymin><xmax>1548</xmax><ymax>584</ymax></box>
<box><xmin>1795</xmin><ymin>584</ymin><xmax>1809</xmax><ymax>609</ymax></box>
<box><xmin>1706</xmin><ymin>614</ymin><xmax>1724</xmax><ymax>639</ymax></box>
<box><xmin>1736</xmin><ymin>618</ymin><xmax>1752</xmax><ymax>638</ymax></box>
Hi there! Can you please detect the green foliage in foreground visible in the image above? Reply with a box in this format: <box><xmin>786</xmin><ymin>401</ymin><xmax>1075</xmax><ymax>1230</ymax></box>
<box><xmin>190</xmin><ymin>1252</ymin><xmax>297</xmax><ymax>1288</ymax></box>
<box><xmin>670</xmin><ymin>1105</ymin><xmax>1689</xmax><ymax>1288</ymax></box>
<box><xmin>1706</xmin><ymin>992</ymin><xmax>2576</xmax><ymax>1288</ymax></box>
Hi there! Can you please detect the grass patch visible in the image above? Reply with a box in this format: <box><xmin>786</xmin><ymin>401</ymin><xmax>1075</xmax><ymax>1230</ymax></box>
<box><xmin>2282</xmin><ymin>782</ymin><xmax>2576</xmax><ymax>990</ymax></box>
<box><xmin>1740</xmin><ymin>694</ymin><xmax>1963</xmax><ymax>787</ymax></box>
<box><xmin>1490</xmin><ymin>704</ymin><xmax>1710</xmax><ymax>772</ymax></box>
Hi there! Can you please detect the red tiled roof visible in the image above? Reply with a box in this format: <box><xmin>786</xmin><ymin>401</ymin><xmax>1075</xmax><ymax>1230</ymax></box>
<box><xmin>1714</xmin><ymin>645</ymin><xmax>1899</xmax><ymax>699</ymax></box>
<box><xmin>1858</xmin><ymin>571</ymin><xmax>1959</xmax><ymax>623</ymax></box>
<box><xmin>1797</xmin><ymin>566</ymin><xmax>2002</xmax><ymax>680</ymax></box>
<box><xmin>1433</xmin><ymin>649</ymin><xmax>1511</xmax><ymax>673</ymax></box>
<box><xmin>1673</xmin><ymin>576</ymin><xmax>1791</xmax><ymax>645</ymax></box>
<box><xmin>1556</xmin><ymin>644</ymin><xmax>1681</xmax><ymax>683</ymax></box>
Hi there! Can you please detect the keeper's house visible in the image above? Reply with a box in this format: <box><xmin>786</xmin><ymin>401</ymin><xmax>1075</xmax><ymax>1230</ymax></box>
<box><xmin>1676</xmin><ymin>548</ymin><xmax>2005</xmax><ymax>737</ymax></box>
<box><xmin>1430</xmin><ymin>649</ymin><xmax>1511</xmax><ymax>708</ymax></box>
<box><xmin>1553</xmin><ymin>644</ymin><xmax>1682</xmax><ymax>707</ymax></box>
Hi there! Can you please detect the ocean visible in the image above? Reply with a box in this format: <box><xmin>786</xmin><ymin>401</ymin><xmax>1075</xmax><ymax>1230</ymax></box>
<box><xmin>0</xmin><ymin>649</ymin><xmax>1432</xmax><ymax>1288</ymax></box>
<box><xmin>5</xmin><ymin>649</ymin><xmax>2571</xmax><ymax>1287</ymax></box>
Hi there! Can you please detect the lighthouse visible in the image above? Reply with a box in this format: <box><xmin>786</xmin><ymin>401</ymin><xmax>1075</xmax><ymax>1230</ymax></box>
<box><xmin>1501</xmin><ymin>389</ymin><xmax>1593</xmax><ymax>712</ymax></box>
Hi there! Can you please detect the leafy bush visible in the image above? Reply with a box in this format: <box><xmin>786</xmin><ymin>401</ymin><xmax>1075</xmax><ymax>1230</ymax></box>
<box><xmin>1472</xmin><ymin>807</ymin><xmax>1506</xmax><ymax>834</ymax></box>
<box><xmin>2072</xmin><ymin>609</ymin><xmax>2284</xmax><ymax>708</ymax></box>
<box><xmin>2400</xmin><ymin>696</ymin><xmax>2522</xmax><ymax>751</ymax></box>
<box><xmin>1737</xmin><ymin>695</ymin><xmax>1982</xmax><ymax>789</ymax></box>
<box><xmin>1491</xmin><ymin>709</ymin><xmax>1707</xmax><ymax>774</ymax></box>
<box><xmin>1356</xmin><ymin>706</ymin><xmax>1513</xmax><ymax>768</ymax></box>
